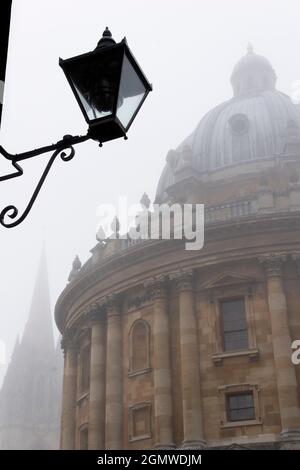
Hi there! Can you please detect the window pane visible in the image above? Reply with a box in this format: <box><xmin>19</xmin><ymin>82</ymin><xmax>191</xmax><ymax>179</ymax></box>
<box><xmin>131</xmin><ymin>321</ymin><xmax>149</xmax><ymax>372</ymax></box>
<box><xmin>227</xmin><ymin>393</ymin><xmax>255</xmax><ymax>422</ymax></box>
<box><xmin>80</xmin><ymin>347</ymin><xmax>91</xmax><ymax>393</ymax></box>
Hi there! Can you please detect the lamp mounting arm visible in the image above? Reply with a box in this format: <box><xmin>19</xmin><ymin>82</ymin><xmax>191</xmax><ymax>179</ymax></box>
<box><xmin>0</xmin><ymin>133</ymin><xmax>90</xmax><ymax>229</ymax></box>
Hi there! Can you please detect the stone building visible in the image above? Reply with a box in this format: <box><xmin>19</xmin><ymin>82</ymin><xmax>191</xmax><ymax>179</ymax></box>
<box><xmin>0</xmin><ymin>249</ymin><xmax>63</xmax><ymax>450</ymax></box>
<box><xmin>55</xmin><ymin>48</ymin><xmax>300</xmax><ymax>450</ymax></box>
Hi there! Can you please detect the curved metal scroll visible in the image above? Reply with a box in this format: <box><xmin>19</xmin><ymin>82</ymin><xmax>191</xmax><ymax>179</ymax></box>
<box><xmin>0</xmin><ymin>134</ymin><xmax>90</xmax><ymax>228</ymax></box>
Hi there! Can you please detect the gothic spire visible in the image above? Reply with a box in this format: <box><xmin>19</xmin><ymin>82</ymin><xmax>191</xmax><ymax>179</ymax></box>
<box><xmin>20</xmin><ymin>244</ymin><xmax>54</xmax><ymax>355</ymax></box>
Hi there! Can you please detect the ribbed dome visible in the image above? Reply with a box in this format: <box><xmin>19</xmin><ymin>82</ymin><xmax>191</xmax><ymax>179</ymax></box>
<box><xmin>156</xmin><ymin>49</ymin><xmax>300</xmax><ymax>202</ymax></box>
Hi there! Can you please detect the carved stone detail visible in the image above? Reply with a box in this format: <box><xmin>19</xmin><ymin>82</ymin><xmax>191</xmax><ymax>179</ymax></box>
<box><xmin>259</xmin><ymin>253</ymin><xmax>287</xmax><ymax>277</ymax></box>
<box><xmin>85</xmin><ymin>302</ymin><xmax>106</xmax><ymax>326</ymax></box>
<box><xmin>104</xmin><ymin>293</ymin><xmax>122</xmax><ymax>316</ymax></box>
<box><xmin>68</xmin><ymin>255</ymin><xmax>82</xmax><ymax>283</ymax></box>
<box><xmin>169</xmin><ymin>269</ymin><xmax>194</xmax><ymax>290</ymax></box>
<box><xmin>61</xmin><ymin>333</ymin><xmax>77</xmax><ymax>355</ymax></box>
<box><xmin>126</xmin><ymin>291</ymin><xmax>153</xmax><ymax>310</ymax></box>
<box><xmin>143</xmin><ymin>275</ymin><xmax>167</xmax><ymax>300</ymax></box>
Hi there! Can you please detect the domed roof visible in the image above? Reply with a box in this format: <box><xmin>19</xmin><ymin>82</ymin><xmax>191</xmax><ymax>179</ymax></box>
<box><xmin>156</xmin><ymin>48</ymin><xmax>300</xmax><ymax>202</ymax></box>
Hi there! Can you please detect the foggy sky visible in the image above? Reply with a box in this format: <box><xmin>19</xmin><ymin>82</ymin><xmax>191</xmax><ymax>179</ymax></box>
<box><xmin>0</xmin><ymin>0</ymin><xmax>299</xmax><ymax>384</ymax></box>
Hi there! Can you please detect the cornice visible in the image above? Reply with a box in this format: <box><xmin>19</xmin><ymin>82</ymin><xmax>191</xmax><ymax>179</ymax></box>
<box><xmin>55</xmin><ymin>212</ymin><xmax>300</xmax><ymax>333</ymax></box>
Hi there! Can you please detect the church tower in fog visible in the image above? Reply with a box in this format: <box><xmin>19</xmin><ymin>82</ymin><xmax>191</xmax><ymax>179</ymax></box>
<box><xmin>0</xmin><ymin>248</ymin><xmax>63</xmax><ymax>450</ymax></box>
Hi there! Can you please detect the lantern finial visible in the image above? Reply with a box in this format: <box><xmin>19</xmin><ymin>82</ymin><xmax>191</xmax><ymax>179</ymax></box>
<box><xmin>96</xmin><ymin>27</ymin><xmax>116</xmax><ymax>49</ymax></box>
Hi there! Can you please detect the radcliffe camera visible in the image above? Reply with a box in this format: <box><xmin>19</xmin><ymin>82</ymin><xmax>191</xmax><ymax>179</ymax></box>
<box><xmin>1</xmin><ymin>0</ymin><xmax>300</xmax><ymax>466</ymax></box>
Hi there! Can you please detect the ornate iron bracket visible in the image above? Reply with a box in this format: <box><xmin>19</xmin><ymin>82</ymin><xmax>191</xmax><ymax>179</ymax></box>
<box><xmin>0</xmin><ymin>134</ymin><xmax>90</xmax><ymax>228</ymax></box>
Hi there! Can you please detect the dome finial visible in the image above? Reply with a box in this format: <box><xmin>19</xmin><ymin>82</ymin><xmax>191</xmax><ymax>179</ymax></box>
<box><xmin>247</xmin><ymin>42</ymin><xmax>254</xmax><ymax>54</ymax></box>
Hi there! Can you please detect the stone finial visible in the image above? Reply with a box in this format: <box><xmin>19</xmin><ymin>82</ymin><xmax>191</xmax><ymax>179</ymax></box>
<box><xmin>96</xmin><ymin>224</ymin><xmax>107</xmax><ymax>242</ymax></box>
<box><xmin>68</xmin><ymin>255</ymin><xmax>82</xmax><ymax>283</ymax></box>
<box><xmin>140</xmin><ymin>193</ymin><xmax>151</xmax><ymax>209</ymax></box>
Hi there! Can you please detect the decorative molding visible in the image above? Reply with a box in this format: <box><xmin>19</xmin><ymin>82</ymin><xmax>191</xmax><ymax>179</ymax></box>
<box><xmin>212</xmin><ymin>348</ymin><xmax>259</xmax><ymax>365</ymax></box>
<box><xmin>104</xmin><ymin>293</ymin><xmax>123</xmax><ymax>316</ymax></box>
<box><xmin>259</xmin><ymin>253</ymin><xmax>287</xmax><ymax>277</ymax></box>
<box><xmin>61</xmin><ymin>333</ymin><xmax>77</xmax><ymax>354</ymax></box>
<box><xmin>200</xmin><ymin>272</ymin><xmax>254</xmax><ymax>290</ymax></box>
<box><xmin>126</xmin><ymin>291</ymin><xmax>153</xmax><ymax>311</ymax></box>
<box><xmin>128</xmin><ymin>402</ymin><xmax>152</xmax><ymax>442</ymax></box>
<box><xmin>169</xmin><ymin>269</ymin><xmax>194</xmax><ymax>291</ymax></box>
<box><xmin>85</xmin><ymin>302</ymin><xmax>105</xmax><ymax>326</ymax></box>
<box><xmin>143</xmin><ymin>275</ymin><xmax>167</xmax><ymax>300</ymax></box>
<box><xmin>218</xmin><ymin>383</ymin><xmax>262</xmax><ymax>429</ymax></box>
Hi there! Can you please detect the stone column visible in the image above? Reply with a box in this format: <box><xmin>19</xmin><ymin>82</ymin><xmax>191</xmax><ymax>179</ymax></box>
<box><xmin>105</xmin><ymin>295</ymin><xmax>123</xmax><ymax>450</ymax></box>
<box><xmin>60</xmin><ymin>336</ymin><xmax>78</xmax><ymax>450</ymax></box>
<box><xmin>261</xmin><ymin>254</ymin><xmax>300</xmax><ymax>443</ymax></box>
<box><xmin>171</xmin><ymin>270</ymin><xmax>205</xmax><ymax>449</ymax></box>
<box><xmin>88</xmin><ymin>307</ymin><xmax>106</xmax><ymax>450</ymax></box>
<box><xmin>147</xmin><ymin>276</ymin><xmax>175</xmax><ymax>448</ymax></box>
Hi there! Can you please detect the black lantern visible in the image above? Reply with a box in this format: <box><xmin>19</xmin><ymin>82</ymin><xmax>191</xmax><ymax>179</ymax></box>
<box><xmin>0</xmin><ymin>28</ymin><xmax>152</xmax><ymax>229</ymax></box>
<box><xmin>59</xmin><ymin>28</ymin><xmax>152</xmax><ymax>144</ymax></box>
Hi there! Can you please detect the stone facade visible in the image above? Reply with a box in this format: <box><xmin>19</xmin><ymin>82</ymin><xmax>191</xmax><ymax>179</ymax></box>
<box><xmin>55</xmin><ymin>49</ymin><xmax>300</xmax><ymax>450</ymax></box>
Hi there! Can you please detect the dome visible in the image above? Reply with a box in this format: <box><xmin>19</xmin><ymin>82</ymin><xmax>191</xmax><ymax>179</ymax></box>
<box><xmin>156</xmin><ymin>48</ymin><xmax>300</xmax><ymax>202</ymax></box>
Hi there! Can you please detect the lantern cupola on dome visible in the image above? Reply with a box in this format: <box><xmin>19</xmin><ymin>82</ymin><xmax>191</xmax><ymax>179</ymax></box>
<box><xmin>230</xmin><ymin>44</ymin><xmax>277</xmax><ymax>97</ymax></box>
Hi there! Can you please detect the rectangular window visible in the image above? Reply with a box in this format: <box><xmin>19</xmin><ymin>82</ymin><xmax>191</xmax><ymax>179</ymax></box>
<box><xmin>220</xmin><ymin>298</ymin><xmax>249</xmax><ymax>351</ymax></box>
<box><xmin>79</xmin><ymin>427</ymin><xmax>88</xmax><ymax>450</ymax></box>
<box><xmin>226</xmin><ymin>392</ymin><xmax>255</xmax><ymax>422</ymax></box>
<box><xmin>80</xmin><ymin>346</ymin><xmax>91</xmax><ymax>394</ymax></box>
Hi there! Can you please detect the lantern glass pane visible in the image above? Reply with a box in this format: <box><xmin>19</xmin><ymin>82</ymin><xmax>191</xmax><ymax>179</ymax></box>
<box><xmin>73</xmin><ymin>82</ymin><xmax>112</xmax><ymax>120</ymax></box>
<box><xmin>69</xmin><ymin>50</ymin><xmax>122</xmax><ymax>122</ymax></box>
<box><xmin>117</xmin><ymin>55</ymin><xmax>147</xmax><ymax>129</ymax></box>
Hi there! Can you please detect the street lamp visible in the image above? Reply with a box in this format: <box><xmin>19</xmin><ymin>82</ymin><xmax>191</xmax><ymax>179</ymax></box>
<box><xmin>0</xmin><ymin>28</ymin><xmax>152</xmax><ymax>228</ymax></box>
<box><xmin>60</xmin><ymin>27</ymin><xmax>152</xmax><ymax>144</ymax></box>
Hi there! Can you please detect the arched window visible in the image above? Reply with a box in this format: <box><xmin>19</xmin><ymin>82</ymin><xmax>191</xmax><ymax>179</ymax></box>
<box><xmin>129</xmin><ymin>320</ymin><xmax>150</xmax><ymax>375</ymax></box>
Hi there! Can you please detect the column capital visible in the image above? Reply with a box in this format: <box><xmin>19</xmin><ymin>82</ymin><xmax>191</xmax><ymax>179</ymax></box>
<box><xmin>61</xmin><ymin>333</ymin><xmax>77</xmax><ymax>355</ymax></box>
<box><xmin>143</xmin><ymin>275</ymin><xmax>167</xmax><ymax>300</ymax></box>
<box><xmin>259</xmin><ymin>253</ymin><xmax>287</xmax><ymax>277</ymax></box>
<box><xmin>169</xmin><ymin>269</ymin><xmax>194</xmax><ymax>291</ymax></box>
<box><xmin>85</xmin><ymin>302</ymin><xmax>106</xmax><ymax>326</ymax></box>
<box><xmin>104</xmin><ymin>293</ymin><xmax>122</xmax><ymax>317</ymax></box>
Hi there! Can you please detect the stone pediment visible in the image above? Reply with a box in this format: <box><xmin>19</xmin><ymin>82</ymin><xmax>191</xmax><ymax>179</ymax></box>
<box><xmin>200</xmin><ymin>272</ymin><xmax>254</xmax><ymax>290</ymax></box>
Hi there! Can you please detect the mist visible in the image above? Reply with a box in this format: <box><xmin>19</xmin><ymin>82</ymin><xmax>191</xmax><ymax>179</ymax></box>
<box><xmin>0</xmin><ymin>0</ymin><xmax>299</xmax><ymax>386</ymax></box>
